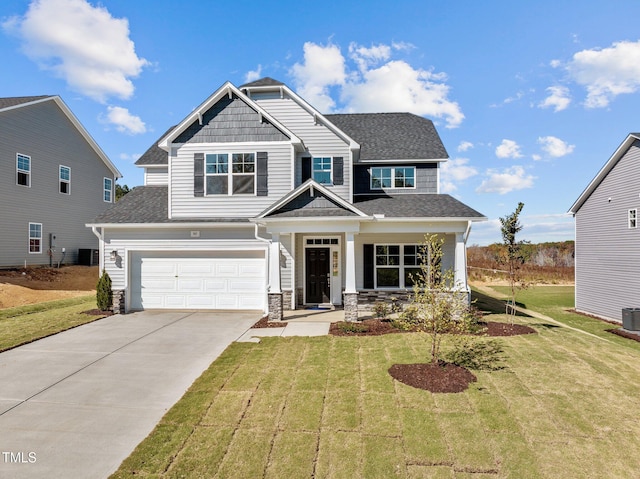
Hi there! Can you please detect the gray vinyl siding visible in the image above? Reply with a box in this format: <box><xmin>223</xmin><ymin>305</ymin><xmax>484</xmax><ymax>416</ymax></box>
<box><xmin>144</xmin><ymin>167</ymin><xmax>168</xmax><ymax>186</ymax></box>
<box><xmin>0</xmin><ymin>100</ymin><xmax>115</xmax><ymax>268</ymax></box>
<box><xmin>170</xmin><ymin>142</ymin><xmax>293</xmax><ymax>218</ymax></box>
<box><xmin>252</xmin><ymin>93</ymin><xmax>352</xmax><ymax>199</ymax></box>
<box><xmin>102</xmin><ymin>226</ymin><xmax>265</xmax><ymax>290</ymax></box>
<box><xmin>575</xmin><ymin>141</ymin><xmax>640</xmax><ymax>322</ymax></box>
<box><xmin>353</xmin><ymin>163</ymin><xmax>438</xmax><ymax>195</ymax></box>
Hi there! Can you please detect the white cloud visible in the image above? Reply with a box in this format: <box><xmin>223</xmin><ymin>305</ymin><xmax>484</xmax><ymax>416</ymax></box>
<box><xmin>566</xmin><ymin>40</ymin><xmax>640</xmax><ymax>108</ymax></box>
<box><xmin>245</xmin><ymin>65</ymin><xmax>262</xmax><ymax>83</ymax></box>
<box><xmin>104</xmin><ymin>106</ymin><xmax>146</xmax><ymax>134</ymax></box>
<box><xmin>539</xmin><ymin>85</ymin><xmax>571</xmax><ymax>112</ymax></box>
<box><xmin>3</xmin><ymin>0</ymin><xmax>149</xmax><ymax>103</ymax></box>
<box><xmin>440</xmin><ymin>158</ymin><xmax>478</xmax><ymax>193</ymax></box>
<box><xmin>119</xmin><ymin>152</ymin><xmax>141</xmax><ymax>162</ymax></box>
<box><xmin>457</xmin><ymin>141</ymin><xmax>474</xmax><ymax>152</ymax></box>
<box><xmin>290</xmin><ymin>41</ymin><xmax>464</xmax><ymax>127</ymax></box>
<box><xmin>495</xmin><ymin>139</ymin><xmax>523</xmax><ymax>159</ymax></box>
<box><xmin>476</xmin><ymin>166</ymin><xmax>535</xmax><ymax>195</ymax></box>
<box><xmin>537</xmin><ymin>136</ymin><xmax>575</xmax><ymax>158</ymax></box>
<box><xmin>290</xmin><ymin>42</ymin><xmax>346</xmax><ymax>112</ymax></box>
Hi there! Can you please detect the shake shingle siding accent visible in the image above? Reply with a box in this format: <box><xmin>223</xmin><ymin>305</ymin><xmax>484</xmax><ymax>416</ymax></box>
<box><xmin>174</xmin><ymin>96</ymin><xmax>289</xmax><ymax>144</ymax></box>
<box><xmin>574</xmin><ymin>141</ymin><xmax>640</xmax><ymax>321</ymax></box>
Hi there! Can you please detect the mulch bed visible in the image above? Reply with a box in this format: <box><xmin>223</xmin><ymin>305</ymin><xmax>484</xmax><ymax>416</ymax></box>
<box><xmin>607</xmin><ymin>328</ymin><xmax>640</xmax><ymax>343</ymax></box>
<box><xmin>479</xmin><ymin>321</ymin><xmax>536</xmax><ymax>336</ymax></box>
<box><xmin>252</xmin><ymin>316</ymin><xmax>287</xmax><ymax>328</ymax></box>
<box><xmin>83</xmin><ymin>309</ymin><xmax>113</xmax><ymax>316</ymax></box>
<box><xmin>389</xmin><ymin>362</ymin><xmax>477</xmax><ymax>393</ymax></box>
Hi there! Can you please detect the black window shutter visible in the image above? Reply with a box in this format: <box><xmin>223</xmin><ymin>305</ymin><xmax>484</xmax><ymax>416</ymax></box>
<box><xmin>256</xmin><ymin>151</ymin><xmax>268</xmax><ymax>196</ymax></box>
<box><xmin>333</xmin><ymin>157</ymin><xmax>344</xmax><ymax>185</ymax></box>
<box><xmin>301</xmin><ymin>156</ymin><xmax>312</xmax><ymax>182</ymax></box>
<box><xmin>194</xmin><ymin>153</ymin><xmax>204</xmax><ymax>197</ymax></box>
<box><xmin>363</xmin><ymin>244</ymin><xmax>374</xmax><ymax>289</ymax></box>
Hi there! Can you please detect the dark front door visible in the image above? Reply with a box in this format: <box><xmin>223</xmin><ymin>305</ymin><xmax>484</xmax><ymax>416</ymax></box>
<box><xmin>305</xmin><ymin>248</ymin><xmax>330</xmax><ymax>304</ymax></box>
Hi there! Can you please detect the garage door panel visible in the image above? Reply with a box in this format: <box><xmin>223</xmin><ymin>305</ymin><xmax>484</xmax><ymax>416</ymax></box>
<box><xmin>130</xmin><ymin>252</ymin><xmax>265</xmax><ymax>311</ymax></box>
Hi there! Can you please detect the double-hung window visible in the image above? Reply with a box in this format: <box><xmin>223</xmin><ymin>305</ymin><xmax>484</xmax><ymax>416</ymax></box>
<box><xmin>371</xmin><ymin>166</ymin><xmax>415</xmax><ymax>189</ymax></box>
<box><xmin>205</xmin><ymin>153</ymin><xmax>229</xmax><ymax>195</ymax></box>
<box><xmin>29</xmin><ymin>223</ymin><xmax>42</xmax><ymax>254</ymax></box>
<box><xmin>375</xmin><ymin>244</ymin><xmax>425</xmax><ymax>288</ymax></box>
<box><xmin>17</xmin><ymin>154</ymin><xmax>31</xmax><ymax>187</ymax></box>
<box><xmin>630</xmin><ymin>209</ymin><xmax>637</xmax><ymax>229</ymax></box>
<box><xmin>313</xmin><ymin>157</ymin><xmax>332</xmax><ymax>184</ymax></box>
<box><xmin>59</xmin><ymin>166</ymin><xmax>70</xmax><ymax>194</ymax></box>
<box><xmin>103</xmin><ymin>178</ymin><xmax>113</xmax><ymax>202</ymax></box>
<box><xmin>205</xmin><ymin>152</ymin><xmax>256</xmax><ymax>195</ymax></box>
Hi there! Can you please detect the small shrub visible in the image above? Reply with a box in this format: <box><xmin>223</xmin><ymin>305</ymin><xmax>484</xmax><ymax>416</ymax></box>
<box><xmin>445</xmin><ymin>338</ymin><xmax>504</xmax><ymax>371</ymax></box>
<box><xmin>373</xmin><ymin>301</ymin><xmax>390</xmax><ymax>320</ymax></box>
<box><xmin>337</xmin><ymin>321</ymin><xmax>368</xmax><ymax>334</ymax></box>
<box><xmin>96</xmin><ymin>269</ymin><xmax>112</xmax><ymax>311</ymax></box>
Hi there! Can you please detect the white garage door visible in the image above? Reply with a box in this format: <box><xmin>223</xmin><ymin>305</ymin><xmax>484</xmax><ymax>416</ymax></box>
<box><xmin>129</xmin><ymin>252</ymin><xmax>266</xmax><ymax>310</ymax></box>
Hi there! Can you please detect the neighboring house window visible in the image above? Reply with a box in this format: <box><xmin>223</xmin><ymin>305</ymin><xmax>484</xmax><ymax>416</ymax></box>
<box><xmin>629</xmin><ymin>209</ymin><xmax>637</xmax><ymax>228</ymax></box>
<box><xmin>204</xmin><ymin>152</ymin><xmax>256</xmax><ymax>195</ymax></box>
<box><xmin>313</xmin><ymin>157</ymin><xmax>332</xmax><ymax>184</ymax></box>
<box><xmin>103</xmin><ymin>178</ymin><xmax>113</xmax><ymax>202</ymax></box>
<box><xmin>17</xmin><ymin>153</ymin><xmax>31</xmax><ymax>187</ymax></box>
<box><xmin>59</xmin><ymin>166</ymin><xmax>71</xmax><ymax>194</ymax></box>
<box><xmin>232</xmin><ymin>153</ymin><xmax>255</xmax><ymax>194</ymax></box>
<box><xmin>205</xmin><ymin>153</ymin><xmax>229</xmax><ymax>195</ymax></box>
<box><xmin>29</xmin><ymin>223</ymin><xmax>42</xmax><ymax>254</ymax></box>
<box><xmin>375</xmin><ymin>244</ymin><xmax>423</xmax><ymax>288</ymax></box>
<box><xmin>371</xmin><ymin>167</ymin><xmax>415</xmax><ymax>189</ymax></box>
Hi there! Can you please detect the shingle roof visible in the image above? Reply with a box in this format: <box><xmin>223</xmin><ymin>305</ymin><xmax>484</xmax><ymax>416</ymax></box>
<box><xmin>354</xmin><ymin>194</ymin><xmax>485</xmax><ymax>219</ymax></box>
<box><xmin>325</xmin><ymin>113</ymin><xmax>448</xmax><ymax>161</ymax></box>
<box><xmin>240</xmin><ymin>77</ymin><xmax>285</xmax><ymax>88</ymax></box>
<box><xmin>0</xmin><ymin>96</ymin><xmax>52</xmax><ymax>110</ymax></box>
<box><xmin>135</xmin><ymin>126</ymin><xmax>176</xmax><ymax>166</ymax></box>
<box><xmin>90</xmin><ymin>186</ymin><xmax>249</xmax><ymax>224</ymax></box>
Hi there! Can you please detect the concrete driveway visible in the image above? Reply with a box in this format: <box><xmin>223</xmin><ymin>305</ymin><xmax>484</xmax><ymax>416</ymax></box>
<box><xmin>0</xmin><ymin>310</ymin><xmax>259</xmax><ymax>479</ymax></box>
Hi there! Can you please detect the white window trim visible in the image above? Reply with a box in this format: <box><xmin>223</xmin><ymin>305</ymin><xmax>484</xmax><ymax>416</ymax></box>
<box><xmin>629</xmin><ymin>209</ymin><xmax>637</xmax><ymax>229</ymax></box>
<box><xmin>28</xmin><ymin>222</ymin><xmax>42</xmax><ymax>254</ymax></box>
<box><xmin>16</xmin><ymin>153</ymin><xmax>31</xmax><ymax>188</ymax></box>
<box><xmin>303</xmin><ymin>235</ymin><xmax>342</xmax><ymax>306</ymax></box>
<box><xmin>374</xmin><ymin>243</ymin><xmax>423</xmax><ymax>289</ymax></box>
<box><xmin>370</xmin><ymin>166</ymin><xmax>416</xmax><ymax>190</ymax></box>
<box><xmin>312</xmin><ymin>157</ymin><xmax>333</xmax><ymax>185</ymax></box>
<box><xmin>59</xmin><ymin>165</ymin><xmax>71</xmax><ymax>195</ymax></box>
<box><xmin>103</xmin><ymin>177</ymin><xmax>113</xmax><ymax>203</ymax></box>
<box><xmin>205</xmin><ymin>152</ymin><xmax>257</xmax><ymax>196</ymax></box>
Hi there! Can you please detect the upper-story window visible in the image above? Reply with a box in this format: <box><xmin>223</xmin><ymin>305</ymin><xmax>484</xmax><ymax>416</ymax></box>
<box><xmin>205</xmin><ymin>152</ymin><xmax>256</xmax><ymax>195</ymax></box>
<box><xmin>59</xmin><ymin>165</ymin><xmax>71</xmax><ymax>194</ymax></box>
<box><xmin>29</xmin><ymin>222</ymin><xmax>42</xmax><ymax>254</ymax></box>
<box><xmin>313</xmin><ymin>157</ymin><xmax>332</xmax><ymax>184</ymax></box>
<box><xmin>17</xmin><ymin>153</ymin><xmax>31</xmax><ymax>187</ymax></box>
<box><xmin>629</xmin><ymin>209</ymin><xmax>637</xmax><ymax>228</ymax></box>
<box><xmin>103</xmin><ymin>178</ymin><xmax>113</xmax><ymax>202</ymax></box>
<box><xmin>371</xmin><ymin>167</ymin><xmax>415</xmax><ymax>189</ymax></box>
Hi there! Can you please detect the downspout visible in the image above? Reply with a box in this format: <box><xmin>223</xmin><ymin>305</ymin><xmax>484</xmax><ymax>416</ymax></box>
<box><xmin>90</xmin><ymin>226</ymin><xmax>104</xmax><ymax>272</ymax></box>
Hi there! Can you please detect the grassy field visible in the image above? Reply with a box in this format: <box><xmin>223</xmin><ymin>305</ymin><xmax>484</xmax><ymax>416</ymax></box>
<box><xmin>111</xmin><ymin>285</ymin><xmax>640</xmax><ymax>478</ymax></box>
<box><xmin>0</xmin><ymin>295</ymin><xmax>104</xmax><ymax>352</ymax></box>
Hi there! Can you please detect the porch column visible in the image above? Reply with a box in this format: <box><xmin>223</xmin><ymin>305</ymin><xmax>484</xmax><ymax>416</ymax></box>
<box><xmin>454</xmin><ymin>232</ymin><xmax>468</xmax><ymax>292</ymax></box>
<box><xmin>268</xmin><ymin>233</ymin><xmax>283</xmax><ymax>321</ymax></box>
<box><xmin>344</xmin><ymin>232</ymin><xmax>358</xmax><ymax>322</ymax></box>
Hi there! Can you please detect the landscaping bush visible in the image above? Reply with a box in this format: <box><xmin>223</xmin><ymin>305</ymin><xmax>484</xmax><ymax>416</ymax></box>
<box><xmin>96</xmin><ymin>269</ymin><xmax>112</xmax><ymax>311</ymax></box>
<box><xmin>445</xmin><ymin>338</ymin><xmax>505</xmax><ymax>370</ymax></box>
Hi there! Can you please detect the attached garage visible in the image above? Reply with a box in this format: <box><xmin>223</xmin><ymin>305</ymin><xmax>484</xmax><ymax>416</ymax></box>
<box><xmin>129</xmin><ymin>251</ymin><xmax>266</xmax><ymax>311</ymax></box>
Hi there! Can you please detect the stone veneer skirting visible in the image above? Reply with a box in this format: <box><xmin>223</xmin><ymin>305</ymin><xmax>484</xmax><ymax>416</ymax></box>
<box><xmin>282</xmin><ymin>290</ymin><xmax>293</xmax><ymax>310</ymax></box>
<box><xmin>268</xmin><ymin>293</ymin><xmax>283</xmax><ymax>321</ymax></box>
<box><xmin>112</xmin><ymin>289</ymin><xmax>125</xmax><ymax>314</ymax></box>
<box><xmin>343</xmin><ymin>292</ymin><xmax>359</xmax><ymax>322</ymax></box>
<box><xmin>357</xmin><ymin>290</ymin><xmax>413</xmax><ymax>311</ymax></box>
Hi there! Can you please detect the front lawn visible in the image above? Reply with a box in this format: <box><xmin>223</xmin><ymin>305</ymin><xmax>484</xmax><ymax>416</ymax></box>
<box><xmin>0</xmin><ymin>295</ymin><xmax>105</xmax><ymax>352</ymax></box>
<box><xmin>111</xmin><ymin>286</ymin><xmax>640</xmax><ymax>478</ymax></box>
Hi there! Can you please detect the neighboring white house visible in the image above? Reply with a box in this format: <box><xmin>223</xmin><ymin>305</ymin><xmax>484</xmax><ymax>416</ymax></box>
<box><xmin>569</xmin><ymin>133</ymin><xmax>640</xmax><ymax>322</ymax></box>
<box><xmin>0</xmin><ymin>96</ymin><xmax>121</xmax><ymax>268</ymax></box>
<box><xmin>87</xmin><ymin>78</ymin><xmax>486</xmax><ymax>320</ymax></box>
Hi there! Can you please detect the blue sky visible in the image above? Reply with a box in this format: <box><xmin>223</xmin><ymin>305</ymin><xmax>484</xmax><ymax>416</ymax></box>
<box><xmin>2</xmin><ymin>0</ymin><xmax>640</xmax><ymax>245</ymax></box>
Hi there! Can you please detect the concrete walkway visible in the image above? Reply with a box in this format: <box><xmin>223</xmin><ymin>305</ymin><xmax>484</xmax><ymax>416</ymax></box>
<box><xmin>0</xmin><ymin>310</ymin><xmax>260</xmax><ymax>479</ymax></box>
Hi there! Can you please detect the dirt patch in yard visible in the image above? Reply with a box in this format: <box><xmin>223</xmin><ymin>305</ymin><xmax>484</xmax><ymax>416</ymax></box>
<box><xmin>389</xmin><ymin>362</ymin><xmax>477</xmax><ymax>393</ymax></box>
<box><xmin>0</xmin><ymin>266</ymin><xmax>98</xmax><ymax>309</ymax></box>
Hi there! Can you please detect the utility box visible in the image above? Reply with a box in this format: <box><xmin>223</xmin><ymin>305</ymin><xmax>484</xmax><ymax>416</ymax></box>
<box><xmin>622</xmin><ymin>308</ymin><xmax>640</xmax><ymax>331</ymax></box>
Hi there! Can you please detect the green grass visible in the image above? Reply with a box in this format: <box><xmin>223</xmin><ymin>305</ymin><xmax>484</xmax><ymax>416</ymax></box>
<box><xmin>110</xmin><ymin>285</ymin><xmax>640</xmax><ymax>479</ymax></box>
<box><xmin>0</xmin><ymin>295</ymin><xmax>105</xmax><ymax>352</ymax></box>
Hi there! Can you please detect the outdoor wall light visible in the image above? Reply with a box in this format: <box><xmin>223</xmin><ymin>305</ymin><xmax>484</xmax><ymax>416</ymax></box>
<box><xmin>110</xmin><ymin>250</ymin><xmax>118</xmax><ymax>261</ymax></box>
